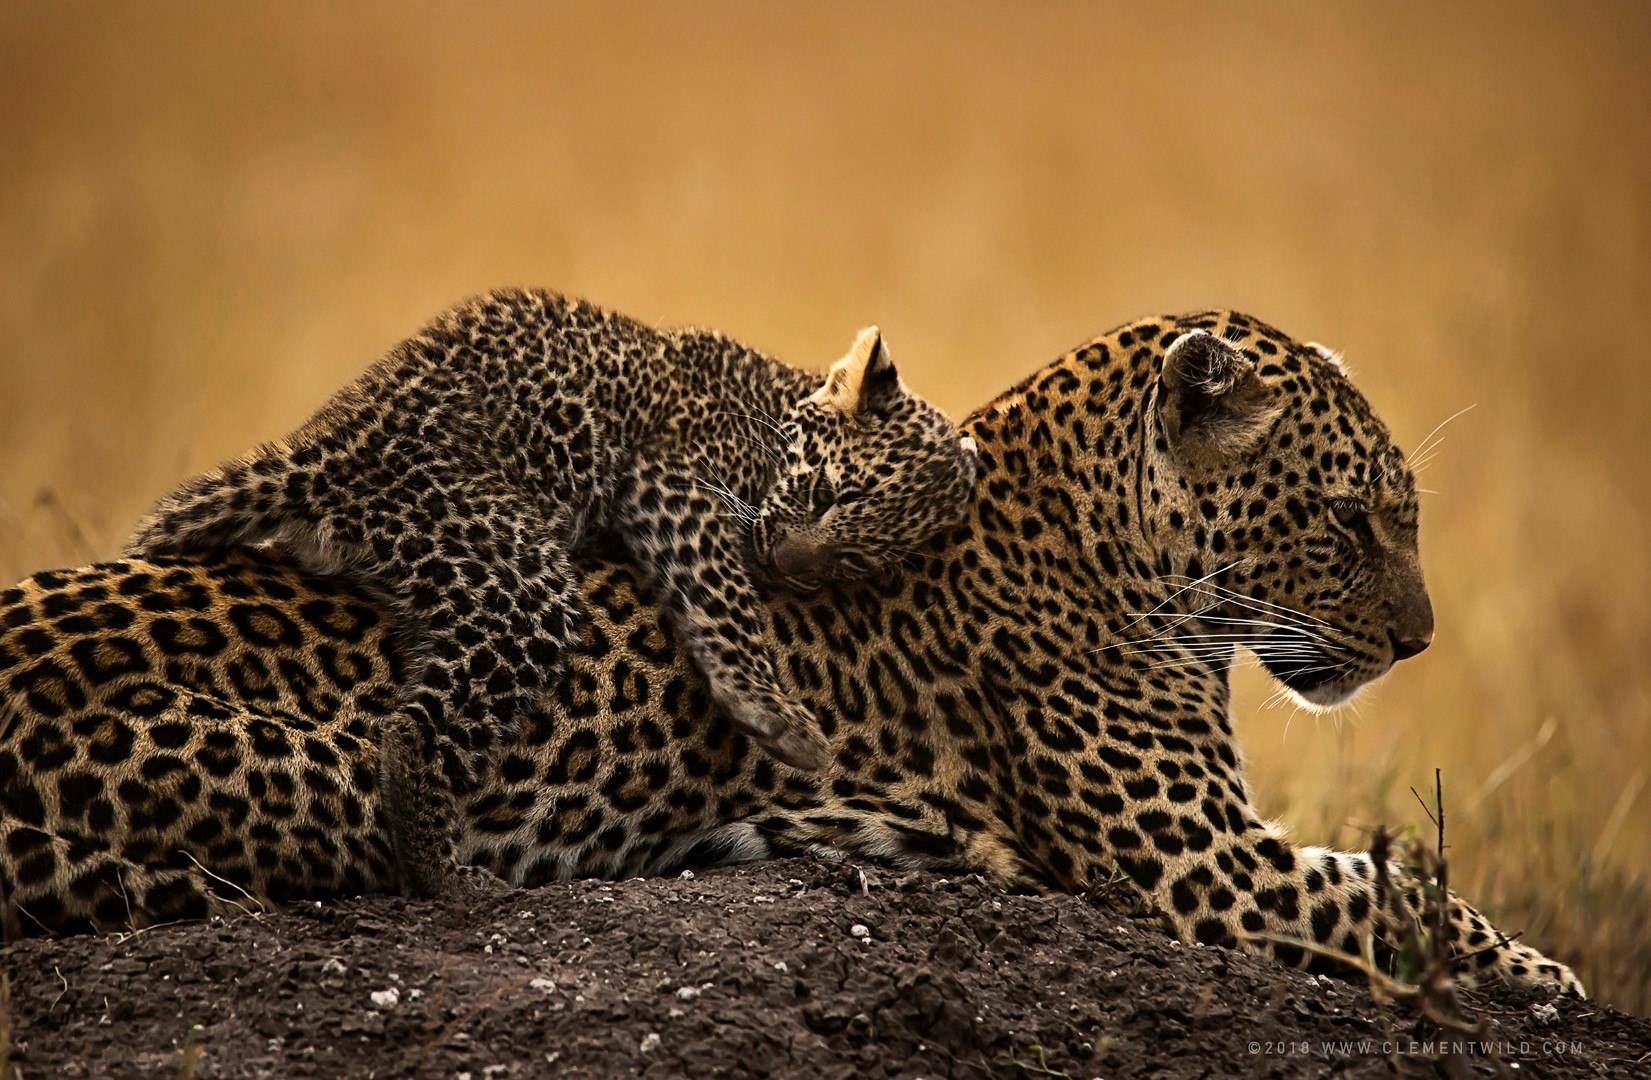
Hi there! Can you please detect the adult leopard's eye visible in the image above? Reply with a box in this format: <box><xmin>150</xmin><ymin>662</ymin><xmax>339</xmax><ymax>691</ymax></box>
<box><xmin>811</xmin><ymin>478</ymin><xmax>837</xmax><ymax>515</ymax></box>
<box><xmin>1329</xmin><ymin>497</ymin><xmax>1368</xmax><ymax>527</ymax></box>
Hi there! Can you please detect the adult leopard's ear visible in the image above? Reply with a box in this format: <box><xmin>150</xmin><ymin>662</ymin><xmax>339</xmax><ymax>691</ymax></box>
<box><xmin>1159</xmin><ymin>329</ymin><xmax>1280</xmax><ymax>458</ymax></box>
<box><xmin>1305</xmin><ymin>341</ymin><xmax>1347</xmax><ymax>372</ymax></box>
<box><xmin>810</xmin><ymin>326</ymin><xmax>904</xmax><ymax>418</ymax></box>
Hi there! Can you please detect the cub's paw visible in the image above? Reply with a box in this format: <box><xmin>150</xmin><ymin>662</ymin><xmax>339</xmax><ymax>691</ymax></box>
<box><xmin>723</xmin><ymin>687</ymin><xmax>831</xmax><ymax>772</ymax></box>
<box><xmin>446</xmin><ymin>863</ymin><xmax>513</xmax><ymax>900</ymax></box>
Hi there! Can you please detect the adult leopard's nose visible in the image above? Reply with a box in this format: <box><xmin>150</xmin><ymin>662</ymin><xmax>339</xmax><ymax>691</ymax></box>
<box><xmin>1389</xmin><ymin>628</ymin><xmax>1433</xmax><ymax>661</ymax></box>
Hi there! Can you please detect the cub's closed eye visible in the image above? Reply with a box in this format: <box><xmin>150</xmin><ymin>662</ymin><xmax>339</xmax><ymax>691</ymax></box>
<box><xmin>835</xmin><ymin>488</ymin><xmax>864</xmax><ymax>505</ymax></box>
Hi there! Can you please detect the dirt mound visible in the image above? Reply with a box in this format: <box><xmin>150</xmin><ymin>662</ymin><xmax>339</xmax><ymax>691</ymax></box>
<box><xmin>1</xmin><ymin>859</ymin><xmax>1645</xmax><ymax>1078</ymax></box>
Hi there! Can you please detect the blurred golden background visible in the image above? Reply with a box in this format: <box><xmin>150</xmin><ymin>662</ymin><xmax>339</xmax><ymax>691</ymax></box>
<box><xmin>3</xmin><ymin>1</ymin><xmax>1648</xmax><ymax>1010</ymax></box>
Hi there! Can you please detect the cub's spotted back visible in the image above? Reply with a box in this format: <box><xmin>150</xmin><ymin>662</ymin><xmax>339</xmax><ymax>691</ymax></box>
<box><xmin>122</xmin><ymin>291</ymin><xmax>975</xmax><ymax>898</ymax></box>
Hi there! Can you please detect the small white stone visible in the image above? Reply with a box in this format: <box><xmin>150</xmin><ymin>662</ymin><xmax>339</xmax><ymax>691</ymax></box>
<box><xmin>320</xmin><ymin>958</ymin><xmax>347</xmax><ymax>976</ymax></box>
<box><xmin>774</xmin><ymin>961</ymin><xmax>789</xmax><ymax>973</ymax></box>
<box><xmin>530</xmin><ymin>977</ymin><xmax>556</xmax><ymax>994</ymax></box>
<box><xmin>640</xmin><ymin>1032</ymin><xmax>662</xmax><ymax>1054</ymax></box>
<box><xmin>676</xmin><ymin>986</ymin><xmax>702</xmax><ymax>1001</ymax></box>
<box><xmin>680</xmin><ymin>870</ymin><xmax>695</xmax><ymax>880</ymax></box>
<box><xmin>850</xmin><ymin>924</ymin><xmax>871</xmax><ymax>939</ymax></box>
<box><xmin>1529</xmin><ymin>1001</ymin><xmax>1560</xmax><ymax>1026</ymax></box>
<box><xmin>369</xmin><ymin>988</ymin><xmax>400</xmax><ymax>1009</ymax></box>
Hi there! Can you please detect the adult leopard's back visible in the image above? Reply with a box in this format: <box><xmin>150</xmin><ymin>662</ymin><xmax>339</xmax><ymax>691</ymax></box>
<box><xmin>0</xmin><ymin>555</ymin><xmax>403</xmax><ymax>930</ymax></box>
<box><xmin>0</xmin><ymin>311</ymin><xmax>1581</xmax><ymax>995</ymax></box>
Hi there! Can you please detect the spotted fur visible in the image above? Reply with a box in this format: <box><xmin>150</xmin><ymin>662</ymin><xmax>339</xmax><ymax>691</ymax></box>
<box><xmin>123</xmin><ymin>291</ymin><xmax>976</xmax><ymax>895</ymax></box>
<box><xmin>0</xmin><ymin>311</ymin><xmax>1579</xmax><ymax>997</ymax></box>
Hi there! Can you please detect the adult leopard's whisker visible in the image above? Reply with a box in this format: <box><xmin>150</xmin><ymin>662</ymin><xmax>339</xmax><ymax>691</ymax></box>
<box><xmin>1115</xmin><ymin>562</ymin><xmax>1246</xmax><ymax>636</ymax></box>
<box><xmin>1405</xmin><ymin>403</ymin><xmax>1475</xmax><ymax>474</ymax></box>
<box><xmin>1134</xmin><ymin>612</ymin><xmax>1334</xmax><ymax>644</ymax></box>
<box><xmin>1163</xmin><ymin>576</ymin><xmax>1338</xmax><ymax>632</ymax></box>
<box><xmin>1121</xmin><ymin>642</ymin><xmax>1321</xmax><ymax>659</ymax></box>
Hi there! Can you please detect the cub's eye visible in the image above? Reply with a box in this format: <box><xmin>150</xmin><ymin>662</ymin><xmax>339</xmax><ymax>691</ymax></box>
<box><xmin>811</xmin><ymin>479</ymin><xmax>837</xmax><ymax>515</ymax></box>
<box><xmin>1328</xmin><ymin>497</ymin><xmax>1368</xmax><ymax>527</ymax></box>
<box><xmin>834</xmin><ymin>488</ymin><xmax>864</xmax><ymax>506</ymax></box>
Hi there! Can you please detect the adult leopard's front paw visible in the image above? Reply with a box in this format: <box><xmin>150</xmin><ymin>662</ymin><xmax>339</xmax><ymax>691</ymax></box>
<box><xmin>722</xmin><ymin>686</ymin><xmax>831</xmax><ymax>772</ymax></box>
<box><xmin>1475</xmin><ymin>942</ymin><xmax>1586</xmax><ymax>999</ymax></box>
<box><xmin>1511</xmin><ymin>953</ymin><xmax>1586</xmax><ymax>999</ymax></box>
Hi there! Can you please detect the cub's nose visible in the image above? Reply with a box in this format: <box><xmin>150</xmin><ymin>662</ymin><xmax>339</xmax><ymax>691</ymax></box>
<box><xmin>1389</xmin><ymin>629</ymin><xmax>1434</xmax><ymax>662</ymax></box>
<box><xmin>769</xmin><ymin>535</ymin><xmax>833</xmax><ymax>581</ymax></box>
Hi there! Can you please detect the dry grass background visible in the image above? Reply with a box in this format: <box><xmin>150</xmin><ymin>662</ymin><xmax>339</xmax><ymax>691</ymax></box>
<box><xmin>2</xmin><ymin>0</ymin><xmax>1647</xmax><ymax>1012</ymax></box>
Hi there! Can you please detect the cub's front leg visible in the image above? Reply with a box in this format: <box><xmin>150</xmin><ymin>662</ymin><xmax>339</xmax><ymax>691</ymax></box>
<box><xmin>617</xmin><ymin>459</ymin><xmax>830</xmax><ymax>771</ymax></box>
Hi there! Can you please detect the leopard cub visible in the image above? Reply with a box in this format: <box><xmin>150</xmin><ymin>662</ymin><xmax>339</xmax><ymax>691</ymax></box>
<box><xmin>126</xmin><ymin>289</ymin><xmax>976</xmax><ymax>895</ymax></box>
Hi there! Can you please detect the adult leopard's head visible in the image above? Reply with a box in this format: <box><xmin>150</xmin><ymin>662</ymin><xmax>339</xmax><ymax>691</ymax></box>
<box><xmin>754</xmin><ymin>327</ymin><xmax>977</xmax><ymax>591</ymax></box>
<box><xmin>1139</xmin><ymin>316</ymin><xmax>1432</xmax><ymax>708</ymax></box>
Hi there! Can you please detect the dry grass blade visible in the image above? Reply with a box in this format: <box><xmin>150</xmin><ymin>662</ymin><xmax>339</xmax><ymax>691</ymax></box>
<box><xmin>176</xmin><ymin>1022</ymin><xmax>205</xmax><ymax>1080</ymax></box>
<box><xmin>997</xmin><ymin>1043</ymin><xmax>1072</xmax><ymax>1078</ymax></box>
<box><xmin>0</xmin><ymin>973</ymin><xmax>13</xmax><ymax>1080</ymax></box>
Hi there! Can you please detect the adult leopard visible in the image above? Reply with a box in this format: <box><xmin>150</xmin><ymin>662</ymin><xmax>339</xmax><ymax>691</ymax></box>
<box><xmin>0</xmin><ymin>311</ymin><xmax>1581</xmax><ymax>995</ymax></box>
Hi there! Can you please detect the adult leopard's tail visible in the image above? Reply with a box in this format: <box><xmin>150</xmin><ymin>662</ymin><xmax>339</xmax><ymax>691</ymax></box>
<box><xmin>125</xmin><ymin>447</ymin><xmax>301</xmax><ymax>559</ymax></box>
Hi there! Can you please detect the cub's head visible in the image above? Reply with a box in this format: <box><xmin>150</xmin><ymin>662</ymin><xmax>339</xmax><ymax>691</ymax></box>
<box><xmin>754</xmin><ymin>327</ymin><xmax>977</xmax><ymax>591</ymax></box>
<box><xmin>1141</xmin><ymin>316</ymin><xmax>1432</xmax><ymax>708</ymax></box>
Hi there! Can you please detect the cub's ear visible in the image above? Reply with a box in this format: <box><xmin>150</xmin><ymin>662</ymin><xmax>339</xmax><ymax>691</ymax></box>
<box><xmin>809</xmin><ymin>326</ymin><xmax>904</xmax><ymax>417</ymax></box>
<box><xmin>1159</xmin><ymin>330</ymin><xmax>1279</xmax><ymax>458</ymax></box>
<box><xmin>958</xmin><ymin>435</ymin><xmax>980</xmax><ymax>486</ymax></box>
